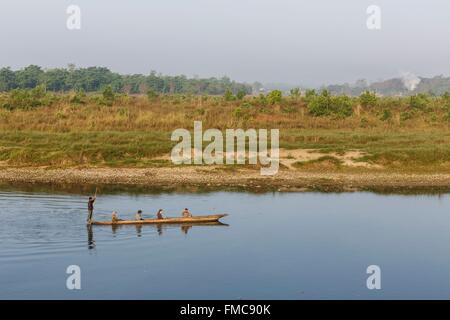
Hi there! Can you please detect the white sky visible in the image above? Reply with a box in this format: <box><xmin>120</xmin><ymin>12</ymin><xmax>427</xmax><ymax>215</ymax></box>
<box><xmin>1</xmin><ymin>0</ymin><xmax>449</xmax><ymax>86</ymax></box>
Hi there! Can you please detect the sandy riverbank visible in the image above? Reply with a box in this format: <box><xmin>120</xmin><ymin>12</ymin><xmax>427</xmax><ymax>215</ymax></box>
<box><xmin>1</xmin><ymin>166</ymin><xmax>450</xmax><ymax>193</ymax></box>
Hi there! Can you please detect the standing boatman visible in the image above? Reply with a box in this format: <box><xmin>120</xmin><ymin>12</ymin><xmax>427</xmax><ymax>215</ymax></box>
<box><xmin>87</xmin><ymin>189</ymin><xmax>97</xmax><ymax>223</ymax></box>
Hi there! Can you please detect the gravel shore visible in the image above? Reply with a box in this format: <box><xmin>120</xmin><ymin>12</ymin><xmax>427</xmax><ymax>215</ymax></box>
<box><xmin>1</xmin><ymin>167</ymin><xmax>450</xmax><ymax>192</ymax></box>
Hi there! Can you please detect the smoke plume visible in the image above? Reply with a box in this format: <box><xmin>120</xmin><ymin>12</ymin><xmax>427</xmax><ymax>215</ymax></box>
<box><xmin>401</xmin><ymin>72</ymin><xmax>421</xmax><ymax>91</ymax></box>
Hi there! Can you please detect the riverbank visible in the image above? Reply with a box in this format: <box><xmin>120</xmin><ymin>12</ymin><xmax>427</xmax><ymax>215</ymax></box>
<box><xmin>3</xmin><ymin>93</ymin><xmax>450</xmax><ymax>193</ymax></box>
<box><xmin>2</xmin><ymin>166</ymin><xmax>450</xmax><ymax>193</ymax></box>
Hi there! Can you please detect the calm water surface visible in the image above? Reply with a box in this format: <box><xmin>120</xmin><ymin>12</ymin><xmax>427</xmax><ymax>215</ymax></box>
<box><xmin>1</xmin><ymin>187</ymin><xmax>450</xmax><ymax>299</ymax></box>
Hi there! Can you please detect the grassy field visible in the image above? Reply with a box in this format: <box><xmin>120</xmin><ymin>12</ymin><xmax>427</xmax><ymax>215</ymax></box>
<box><xmin>2</xmin><ymin>91</ymin><xmax>450</xmax><ymax>172</ymax></box>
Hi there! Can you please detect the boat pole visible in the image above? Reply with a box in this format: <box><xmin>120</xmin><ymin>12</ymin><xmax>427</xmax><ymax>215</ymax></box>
<box><xmin>93</xmin><ymin>187</ymin><xmax>98</xmax><ymax>221</ymax></box>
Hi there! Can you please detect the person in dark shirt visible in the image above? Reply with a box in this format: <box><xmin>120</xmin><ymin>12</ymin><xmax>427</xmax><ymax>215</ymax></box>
<box><xmin>156</xmin><ymin>209</ymin><xmax>164</xmax><ymax>220</ymax></box>
<box><xmin>87</xmin><ymin>195</ymin><xmax>96</xmax><ymax>223</ymax></box>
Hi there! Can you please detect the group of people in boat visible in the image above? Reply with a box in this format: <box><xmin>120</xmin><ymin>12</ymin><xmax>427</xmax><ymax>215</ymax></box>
<box><xmin>111</xmin><ymin>208</ymin><xmax>192</xmax><ymax>222</ymax></box>
<box><xmin>87</xmin><ymin>194</ymin><xmax>193</xmax><ymax>223</ymax></box>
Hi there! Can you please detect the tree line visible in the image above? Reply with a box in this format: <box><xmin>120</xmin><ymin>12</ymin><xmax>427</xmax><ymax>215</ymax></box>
<box><xmin>0</xmin><ymin>65</ymin><xmax>252</xmax><ymax>95</ymax></box>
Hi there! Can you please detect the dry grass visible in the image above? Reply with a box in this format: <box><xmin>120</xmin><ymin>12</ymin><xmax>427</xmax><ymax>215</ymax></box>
<box><xmin>1</xmin><ymin>93</ymin><xmax>450</xmax><ymax>171</ymax></box>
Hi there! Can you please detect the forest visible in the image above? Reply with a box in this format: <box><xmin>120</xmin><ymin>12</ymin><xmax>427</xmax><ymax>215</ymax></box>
<box><xmin>0</xmin><ymin>65</ymin><xmax>252</xmax><ymax>95</ymax></box>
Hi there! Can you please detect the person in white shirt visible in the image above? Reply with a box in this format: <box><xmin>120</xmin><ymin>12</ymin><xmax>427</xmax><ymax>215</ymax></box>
<box><xmin>135</xmin><ymin>210</ymin><xmax>144</xmax><ymax>221</ymax></box>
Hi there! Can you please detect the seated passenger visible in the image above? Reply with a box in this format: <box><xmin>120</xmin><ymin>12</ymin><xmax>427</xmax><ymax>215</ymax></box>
<box><xmin>182</xmin><ymin>208</ymin><xmax>192</xmax><ymax>218</ymax></box>
<box><xmin>135</xmin><ymin>210</ymin><xmax>144</xmax><ymax>221</ymax></box>
<box><xmin>112</xmin><ymin>211</ymin><xmax>122</xmax><ymax>223</ymax></box>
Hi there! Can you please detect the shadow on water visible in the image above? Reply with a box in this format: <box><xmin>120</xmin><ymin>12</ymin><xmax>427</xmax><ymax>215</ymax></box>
<box><xmin>0</xmin><ymin>181</ymin><xmax>271</xmax><ymax>196</ymax></box>
<box><xmin>87</xmin><ymin>225</ymin><xmax>95</xmax><ymax>249</ymax></box>
<box><xmin>87</xmin><ymin>222</ymin><xmax>229</xmax><ymax>249</ymax></box>
<box><xmin>3</xmin><ymin>180</ymin><xmax>450</xmax><ymax>196</ymax></box>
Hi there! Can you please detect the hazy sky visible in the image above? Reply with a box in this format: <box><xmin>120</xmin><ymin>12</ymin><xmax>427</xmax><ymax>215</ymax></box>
<box><xmin>1</xmin><ymin>0</ymin><xmax>449</xmax><ymax>86</ymax></box>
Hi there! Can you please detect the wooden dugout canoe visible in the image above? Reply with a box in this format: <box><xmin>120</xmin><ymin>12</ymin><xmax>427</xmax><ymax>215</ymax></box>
<box><xmin>91</xmin><ymin>214</ymin><xmax>228</xmax><ymax>226</ymax></box>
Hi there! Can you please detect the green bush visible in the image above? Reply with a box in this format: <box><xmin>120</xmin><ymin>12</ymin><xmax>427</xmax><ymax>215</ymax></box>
<box><xmin>224</xmin><ymin>89</ymin><xmax>235</xmax><ymax>101</ymax></box>
<box><xmin>267</xmin><ymin>90</ymin><xmax>282</xmax><ymax>105</ymax></box>
<box><xmin>308</xmin><ymin>91</ymin><xmax>353</xmax><ymax>117</ymax></box>
<box><xmin>236</xmin><ymin>89</ymin><xmax>246</xmax><ymax>100</ymax></box>
<box><xmin>409</xmin><ymin>94</ymin><xmax>429</xmax><ymax>109</ymax></box>
<box><xmin>308</xmin><ymin>93</ymin><xmax>331</xmax><ymax>116</ymax></box>
<box><xmin>255</xmin><ymin>93</ymin><xmax>268</xmax><ymax>106</ymax></box>
<box><xmin>232</xmin><ymin>102</ymin><xmax>253</xmax><ymax>121</ymax></box>
<box><xmin>444</xmin><ymin>111</ymin><xmax>450</xmax><ymax>122</ymax></box>
<box><xmin>2</xmin><ymin>85</ymin><xmax>54</xmax><ymax>110</ymax></box>
<box><xmin>360</xmin><ymin>91</ymin><xmax>377</xmax><ymax>108</ymax></box>
<box><xmin>380</xmin><ymin>109</ymin><xmax>392</xmax><ymax>121</ymax></box>
<box><xmin>290</xmin><ymin>88</ymin><xmax>301</xmax><ymax>99</ymax></box>
<box><xmin>400</xmin><ymin>111</ymin><xmax>414</xmax><ymax>121</ymax></box>
<box><xmin>70</xmin><ymin>90</ymin><xmax>86</xmax><ymax>104</ymax></box>
<box><xmin>147</xmin><ymin>89</ymin><xmax>159</xmax><ymax>101</ymax></box>
<box><xmin>332</xmin><ymin>95</ymin><xmax>353</xmax><ymax>118</ymax></box>
<box><xmin>102</xmin><ymin>85</ymin><xmax>115</xmax><ymax>106</ymax></box>
<box><xmin>304</xmin><ymin>89</ymin><xmax>316</xmax><ymax>102</ymax></box>
<box><xmin>232</xmin><ymin>106</ymin><xmax>243</xmax><ymax>118</ymax></box>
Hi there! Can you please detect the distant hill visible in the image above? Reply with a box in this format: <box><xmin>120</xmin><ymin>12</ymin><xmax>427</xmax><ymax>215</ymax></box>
<box><xmin>324</xmin><ymin>75</ymin><xmax>450</xmax><ymax>96</ymax></box>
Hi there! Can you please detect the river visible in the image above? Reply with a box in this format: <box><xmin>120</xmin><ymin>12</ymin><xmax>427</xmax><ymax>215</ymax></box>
<box><xmin>1</xmin><ymin>186</ymin><xmax>450</xmax><ymax>299</ymax></box>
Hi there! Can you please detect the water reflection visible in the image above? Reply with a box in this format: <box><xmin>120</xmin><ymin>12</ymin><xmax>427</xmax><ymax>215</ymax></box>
<box><xmin>87</xmin><ymin>222</ymin><xmax>229</xmax><ymax>248</ymax></box>
<box><xmin>157</xmin><ymin>224</ymin><xmax>163</xmax><ymax>236</ymax></box>
<box><xmin>181</xmin><ymin>225</ymin><xmax>192</xmax><ymax>235</ymax></box>
<box><xmin>135</xmin><ymin>225</ymin><xmax>143</xmax><ymax>237</ymax></box>
<box><xmin>111</xmin><ymin>224</ymin><xmax>120</xmax><ymax>236</ymax></box>
<box><xmin>87</xmin><ymin>225</ymin><xmax>95</xmax><ymax>249</ymax></box>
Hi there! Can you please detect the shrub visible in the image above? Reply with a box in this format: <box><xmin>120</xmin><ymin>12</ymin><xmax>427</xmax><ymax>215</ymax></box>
<box><xmin>224</xmin><ymin>89</ymin><xmax>235</xmax><ymax>101</ymax></box>
<box><xmin>290</xmin><ymin>88</ymin><xmax>301</xmax><ymax>99</ymax></box>
<box><xmin>359</xmin><ymin>91</ymin><xmax>377</xmax><ymax>108</ymax></box>
<box><xmin>147</xmin><ymin>89</ymin><xmax>159</xmax><ymax>101</ymax></box>
<box><xmin>232</xmin><ymin>106</ymin><xmax>243</xmax><ymax>118</ymax></box>
<box><xmin>400</xmin><ymin>111</ymin><xmax>414</xmax><ymax>121</ymax></box>
<box><xmin>308</xmin><ymin>94</ymin><xmax>331</xmax><ymax>116</ymax></box>
<box><xmin>308</xmin><ymin>92</ymin><xmax>353</xmax><ymax>117</ymax></box>
<box><xmin>233</xmin><ymin>102</ymin><xmax>253</xmax><ymax>121</ymax></box>
<box><xmin>409</xmin><ymin>94</ymin><xmax>429</xmax><ymax>109</ymax></box>
<box><xmin>267</xmin><ymin>90</ymin><xmax>283</xmax><ymax>105</ymax></box>
<box><xmin>236</xmin><ymin>89</ymin><xmax>246</xmax><ymax>100</ymax></box>
<box><xmin>3</xmin><ymin>85</ymin><xmax>52</xmax><ymax>110</ymax></box>
<box><xmin>442</xmin><ymin>91</ymin><xmax>450</xmax><ymax>101</ymax></box>
<box><xmin>102</xmin><ymin>85</ymin><xmax>115</xmax><ymax>106</ymax></box>
<box><xmin>380</xmin><ymin>109</ymin><xmax>392</xmax><ymax>121</ymax></box>
<box><xmin>332</xmin><ymin>95</ymin><xmax>353</xmax><ymax>118</ymax></box>
<box><xmin>255</xmin><ymin>93</ymin><xmax>268</xmax><ymax>106</ymax></box>
<box><xmin>305</xmin><ymin>89</ymin><xmax>316</xmax><ymax>102</ymax></box>
<box><xmin>70</xmin><ymin>90</ymin><xmax>86</xmax><ymax>104</ymax></box>
<box><xmin>308</xmin><ymin>91</ymin><xmax>331</xmax><ymax>116</ymax></box>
